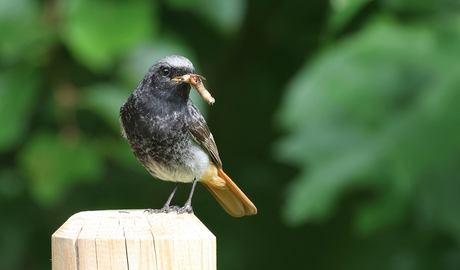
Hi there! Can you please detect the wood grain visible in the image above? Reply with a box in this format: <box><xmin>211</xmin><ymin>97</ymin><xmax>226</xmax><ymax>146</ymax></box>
<box><xmin>52</xmin><ymin>210</ymin><xmax>216</xmax><ymax>270</ymax></box>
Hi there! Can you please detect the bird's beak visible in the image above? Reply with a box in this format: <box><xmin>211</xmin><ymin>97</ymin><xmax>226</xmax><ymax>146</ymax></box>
<box><xmin>173</xmin><ymin>74</ymin><xmax>215</xmax><ymax>104</ymax></box>
<box><xmin>172</xmin><ymin>74</ymin><xmax>206</xmax><ymax>83</ymax></box>
<box><xmin>172</xmin><ymin>75</ymin><xmax>189</xmax><ymax>83</ymax></box>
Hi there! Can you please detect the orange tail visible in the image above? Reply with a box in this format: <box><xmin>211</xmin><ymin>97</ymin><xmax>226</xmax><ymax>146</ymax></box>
<box><xmin>200</xmin><ymin>164</ymin><xmax>257</xmax><ymax>217</ymax></box>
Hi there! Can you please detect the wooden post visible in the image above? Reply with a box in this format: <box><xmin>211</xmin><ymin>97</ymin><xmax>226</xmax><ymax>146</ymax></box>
<box><xmin>51</xmin><ymin>210</ymin><xmax>216</xmax><ymax>270</ymax></box>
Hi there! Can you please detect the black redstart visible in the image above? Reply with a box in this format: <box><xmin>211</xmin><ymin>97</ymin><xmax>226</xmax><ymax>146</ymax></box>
<box><xmin>119</xmin><ymin>55</ymin><xmax>257</xmax><ymax>217</ymax></box>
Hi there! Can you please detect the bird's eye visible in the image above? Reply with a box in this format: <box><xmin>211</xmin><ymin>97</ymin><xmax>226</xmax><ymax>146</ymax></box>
<box><xmin>161</xmin><ymin>67</ymin><xmax>170</xmax><ymax>76</ymax></box>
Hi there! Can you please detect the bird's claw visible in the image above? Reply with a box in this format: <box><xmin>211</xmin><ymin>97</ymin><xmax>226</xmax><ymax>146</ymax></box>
<box><xmin>144</xmin><ymin>205</ymin><xmax>180</xmax><ymax>214</ymax></box>
<box><xmin>144</xmin><ymin>204</ymin><xmax>193</xmax><ymax>214</ymax></box>
<box><xmin>177</xmin><ymin>204</ymin><xmax>194</xmax><ymax>214</ymax></box>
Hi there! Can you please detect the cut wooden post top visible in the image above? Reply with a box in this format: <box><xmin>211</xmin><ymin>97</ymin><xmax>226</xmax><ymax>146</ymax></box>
<box><xmin>52</xmin><ymin>210</ymin><xmax>216</xmax><ymax>270</ymax></box>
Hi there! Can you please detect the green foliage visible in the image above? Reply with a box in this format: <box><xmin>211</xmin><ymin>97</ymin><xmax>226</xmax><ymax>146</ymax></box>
<box><xmin>0</xmin><ymin>67</ymin><xmax>40</xmax><ymax>151</ymax></box>
<box><xmin>60</xmin><ymin>0</ymin><xmax>157</xmax><ymax>71</ymax></box>
<box><xmin>79</xmin><ymin>83</ymin><xmax>128</xmax><ymax>131</ymax></box>
<box><xmin>19</xmin><ymin>132</ymin><xmax>104</xmax><ymax>206</ymax></box>
<box><xmin>0</xmin><ymin>0</ymin><xmax>54</xmax><ymax>63</ymax></box>
<box><xmin>166</xmin><ymin>0</ymin><xmax>247</xmax><ymax>34</ymax></box>
<box><xmin>276</xmin><ymin>3</ymin><xmax>460</xmax><ymax>240</ymax></box>
<box><xmin>327</xmin><ymin>0</ymin><xmax>372</xmax><ymax>34</ymax></box>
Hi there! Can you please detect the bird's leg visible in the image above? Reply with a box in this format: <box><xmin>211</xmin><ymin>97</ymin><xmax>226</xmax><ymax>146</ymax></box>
<box><xmin>178</xmin><ymin>178</ymin><xmax>198</xmax><ymax>214</ymax></box>
<box><xmin>145</xmin><ymin>183</ymin><xmax>180</xmax><ymax>214</ymax></box>
<box><xmin>163</xmin><ymin>183</ymin><xmax>180</xmax><ymax>208</ymax></box>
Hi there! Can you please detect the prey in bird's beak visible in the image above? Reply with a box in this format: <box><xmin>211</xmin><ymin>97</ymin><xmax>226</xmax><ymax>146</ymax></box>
<box><xmin>172</xmin><ymin>74</ymin><xmax>215</xmax><ymax>105</ymax></box>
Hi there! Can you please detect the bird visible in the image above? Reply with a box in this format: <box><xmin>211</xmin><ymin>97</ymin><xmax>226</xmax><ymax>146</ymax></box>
<box><xmin>119</xmin><ymin>55</ymin><xmax>257</xmax><ymax>217</ymax></box>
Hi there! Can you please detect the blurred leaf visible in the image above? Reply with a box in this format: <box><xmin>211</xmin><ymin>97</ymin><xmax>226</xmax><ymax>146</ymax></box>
<box><xmin>281</xmin><ymin>142</ymin><xmax>381</xmax><ymax>225</ymax></box>
<box><xmin>0</xmin><ymin>169</ymin><xmax>24</xmax><ymax>199</ymax></box>
<box><xmin>327</xmin><ymin>0</ymin><xmax>373</xmax><ymax>34</ymax></box>
<box><xmin>278</xmin><ymin>18</ymin><xmax>437</xmax><ymax>131</ymax></box>
<box><xmin>0</xmin><ymin>218</ymin><xmax>28</xmax><ymax>270</ymax></box>
<box><xmin>0</xmin><ymin>66</ymin><xmax>41</xmax><ymax>151</ymax></box>
<box><xmin>382</xmin><ymin>0</ymin><xmax>442</xmax><ymax>14</ymax></box>
<box><xmin>19</xmin><ymin>132</ymin><xmax>104</xmax><ymax>207</ymax></box>
<box><xmin>417</xmin><ymin>164</ymin><xmax>460</xmax><ymax>243</ymax></box>
<box><xmin>166</xmin><ymin>0</ymin><xmax>246</xmax><ymax>34</ymax></box>
<box><xmin>276</xmin><ymin>18</ymin><xmax>460</xmax><ymax>233</ymax></box>
<box><xmin>93</xmin><ymin>136</ymin><xmax>143</xmax><ymax>172</ymax></box>
<box><xmin>0</xmin><ymin>0</ymin><xmax>54</xmax><ymax>63</ymax></box>
<box><xmin>60</xmin><ymin>0</ymin><xmax>157</xmax><ymax>71</ymax></box>
<box><xmin>355</xmin><ymin>188</ymin><xmax>410</xmax><ymax>235</ymax></box>
<box><xmin>79</xmin><ymin>83</ymin><xmax>127</xmax><ymax>132</ymax></box>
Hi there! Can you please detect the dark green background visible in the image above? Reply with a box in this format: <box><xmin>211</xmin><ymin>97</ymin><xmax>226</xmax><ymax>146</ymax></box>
<box><xmin>1</xmin><ymin>0</ymin><xmax>460</xmax><ymax>269</ymax></box>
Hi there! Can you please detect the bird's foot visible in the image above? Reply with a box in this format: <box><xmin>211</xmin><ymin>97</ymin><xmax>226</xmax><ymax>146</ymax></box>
<box><xmin>144</xmin><ymin>205</ymin><xmax>181</xmax><ymax>214</ymax></box>
<box><xmin>177</xmin><ymin>203</ymin><xmax>194</xmax><ymax>214</ymax></box>
<box><xmin>145</xmin><ymin>205</ymin><xmax>193</xmax><ymax>214</ymax></box>
<box><xmin>144</xmin><ymin>204</ymin><xmax>193</xmax><ymax>214</ymax></box>
<box><xmin>144</xmin><ymin>179</ymin><xmax>195</xmax><ymax>215</ymax></box>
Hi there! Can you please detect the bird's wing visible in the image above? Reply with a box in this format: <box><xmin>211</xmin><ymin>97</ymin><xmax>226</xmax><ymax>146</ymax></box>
<box><xmin>186</xmin><ymin>100</ymin><xmax>222</xmax><ymax>168</ymax></box>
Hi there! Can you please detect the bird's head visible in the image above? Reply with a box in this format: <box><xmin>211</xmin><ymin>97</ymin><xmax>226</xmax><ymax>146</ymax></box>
<box><xmin>139</xmin><ymin>55</ymin><xmax>196</xmax><ymax>103</ymax></box>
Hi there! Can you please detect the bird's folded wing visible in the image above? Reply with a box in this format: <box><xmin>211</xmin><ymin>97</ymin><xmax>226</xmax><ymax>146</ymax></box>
<box><xmin>186</xmin><ymin>100</ymin><xmax>222</xmax><ymax>167</ymax></box>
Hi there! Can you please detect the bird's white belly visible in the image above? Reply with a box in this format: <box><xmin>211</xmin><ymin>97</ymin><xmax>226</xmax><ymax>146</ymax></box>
<box><xmin>144</xmin><ymin>142</ymin><xmax>210</xmax><ymax>183</ymax></box>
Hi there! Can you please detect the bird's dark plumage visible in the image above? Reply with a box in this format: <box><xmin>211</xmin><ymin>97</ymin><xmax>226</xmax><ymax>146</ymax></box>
<box><xmin>119</xmin><ymin>55</ymin><xmax>257</xmax><ymax>217</ymax></box>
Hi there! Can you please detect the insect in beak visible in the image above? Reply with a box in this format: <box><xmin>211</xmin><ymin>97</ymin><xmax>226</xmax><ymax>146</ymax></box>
<box><xmin>172</xmin><ymin>74</ymin><xmax>215</xmax><ymax>105</ymax></box>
